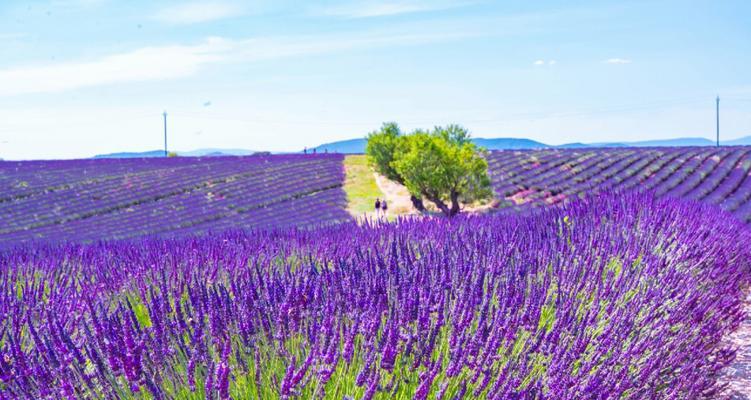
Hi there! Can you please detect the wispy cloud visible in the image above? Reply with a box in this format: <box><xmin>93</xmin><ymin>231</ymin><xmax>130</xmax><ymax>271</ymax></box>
<box><xmin>51</xmin><ymin>0</ymin><xmax>109</xmax><ymax>7</ymax></box>
<box><xmin>605</xmin><ymin>58</ymin><xmax>631</xmax><ymax>64</ymax></box>
<box><xmin>0</xmin><ymin>38</ymin><xmax>230</xmax><ymax>96</ymax></box>
<box><xmin>318</xmin><ymin>0</ymin><xmax>473</xmax><ymax>19</ymax></box>
<box><xmin>0</xmin><ymin>33</ymin><xmax>27</xmax><ymax>40</ymax></box>
<box><xmin>0</xmin><ymin>30</ymin><xmax>472</xmax><ymax>96</ymax></box>
<box><xmin>152</xmin><ymin>1</ymin><xmax>242</xmax><ymax>24</ymax></box>
<box><xmin>533</xmin><ymin>59</ymin><xmax>556</xmax><ymax>66</ymax></box>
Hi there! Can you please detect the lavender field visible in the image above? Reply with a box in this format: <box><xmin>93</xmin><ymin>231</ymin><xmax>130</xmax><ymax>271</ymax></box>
<box><xmin>0</xmin><ymin>154</ymin><xmax>350</xmax><ymax>246</ymax></box>
<box><xmin>3</xmin><ymin>1</ymin><xmax>747</xmax><ymax>397</ymax></box>
<box><xmin>2</xmin><ymin>149</ymin><xmax>751</xmax><ymax>399</ymax></box>
<box><xmin>488</xmin><ymin>146</ymin><xmax>751</xmax><ymax>222</ymax></box>
<box><xmin>4</xmin><ymin>147</ymin><xmax>751</xmax><ymax>250</ymax></box>
<box><xmin>1</xmin><ymin>192</ymin><xmax>749</xmax><ymax>399</ymax></box>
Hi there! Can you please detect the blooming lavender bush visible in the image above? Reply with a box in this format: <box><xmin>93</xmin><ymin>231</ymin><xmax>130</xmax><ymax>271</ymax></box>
<box><xmin>0</xmin><ymin>192</ymin><xmax>749</xmax><ymax>399</ymax></box>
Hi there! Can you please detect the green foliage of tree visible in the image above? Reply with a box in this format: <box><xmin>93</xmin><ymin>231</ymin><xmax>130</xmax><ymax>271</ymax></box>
<box><xmin>365</xmin><ymin>122</ymin><xmax>427</xmax><ymax>211</ymax></box>
<box><xmin>365</xmin><ymin>122</ymin><xmax>402</xmax><ymax>181</ymax></box>
<box><xmin>366</xmin><ymin>123</ymin><xmax>492</xmax><ymax>217</ymax></box>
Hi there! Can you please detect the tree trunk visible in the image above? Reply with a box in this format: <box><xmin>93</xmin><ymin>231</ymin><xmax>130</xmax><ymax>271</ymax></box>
<box><xmin>410</xmin><ymin>195</ymin><xmax>426</xmax><ymax>212</ymax></box>
<box><xmin>449</xmin><ymin>191</ymin><xmax>461</xmax><ymax>217</ymax></box>
<box><xmin>425</xmin><ymin>194</ymin><xmax>451</xmax><ymax>217</ymax></box>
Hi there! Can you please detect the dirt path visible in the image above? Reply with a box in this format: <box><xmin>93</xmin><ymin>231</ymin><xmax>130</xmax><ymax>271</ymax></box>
<box><xmin>373</xmin><ymin>173</ymin><xmax>417</xmax><ymax>218</ymax></box>
<box><xmin>373</xmin><ymin>172</ymin><xmax>499</xmax><ymax>217</ymax></box>
<box><xmin>721</xmin><ymin>291</ymin><xmax>751</xmax><ymax>399</ymax></box>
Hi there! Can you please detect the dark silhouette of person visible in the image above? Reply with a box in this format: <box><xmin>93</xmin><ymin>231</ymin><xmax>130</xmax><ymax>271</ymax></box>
<box><xmin>381</xmin><ymin>200</ymin><xmax>388</xmax><ymax>215</ymax></box>
<box><xmin>375</xmin><ymin>198</ymin><xmax>381</xmax><ymax>214</ymax></box>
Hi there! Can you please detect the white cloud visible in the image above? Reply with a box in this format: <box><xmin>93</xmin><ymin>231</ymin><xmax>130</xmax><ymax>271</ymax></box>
<box><xmin>51</xmin><ymin>0</ymin><xmax>108</xmax><ymax>7</ymax></box>
<box><xmin>0</xmin><ymin>38</ymin><xmax>230</xmax><ymax>96</ymax></box>
<box><xmin>0</xmin><ymin>33</ymin><xmax>27</xmax><ymax>40</ymax></box>
<box><xmin>533</xmin><ymin>59</ymin><xmax>557</xmax><ymax>66</ymax></box>
<box><xmin>605</xmin><ymin>58</ymin><xmax>632</xmax><ymax>64</ymax></box>
<box><xmin>153</xmin><ymin>2</ymin><xmax>242</xmax><ymax>24</ymax></box>
<box><xmin>0</xmin><ymin>31</ymin><xmax>471</xmax><ymax>96</ymax></box>
<box><xmin>319</xmin><ymin>0</ymin><xmax>472</xmax><ymax>18</ymax></box>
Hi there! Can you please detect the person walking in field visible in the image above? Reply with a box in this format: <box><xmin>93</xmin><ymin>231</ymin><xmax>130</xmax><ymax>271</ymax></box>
<box><xmin>381</xmin><ymin>199</ymin><xmax>388</xmax><ymax>216</ymax></box>
<box><xmin>374</xmin><ymin>198</ymin><xmax>381</xmax><ymax>215</ymax></box>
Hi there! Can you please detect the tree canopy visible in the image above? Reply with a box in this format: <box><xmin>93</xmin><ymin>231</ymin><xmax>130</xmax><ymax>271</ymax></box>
<box><xmin>366</xmin><ymin>122</ymin><xmax>492</xmax><ymax>217</ymax></box>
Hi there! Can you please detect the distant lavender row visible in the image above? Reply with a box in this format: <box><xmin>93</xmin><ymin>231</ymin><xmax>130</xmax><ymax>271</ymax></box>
<box><xmin>487</xmin><ymin>146</ymin><xmax>751</xmax><ymax>222</ymax></box>
<box><xmin>5</xmin><ymin>147</ymin><xmax>751</xmax><ymax>248</ymax></box>
<box><xmin>0</xmin><ymin>154</ymin><xmax>351</xmax><ymax>246</ymax></box>
<box><xmin>1</xmin><ymin>192</ymin><xmax>748</xmax><ymax>398</ymax></box>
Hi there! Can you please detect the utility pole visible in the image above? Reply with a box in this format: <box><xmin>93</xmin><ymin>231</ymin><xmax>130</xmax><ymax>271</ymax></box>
<box><xmin>716</xmin><ymin>96</ymin><xmax>720</xmax><ymax>147</ymax></box>
<box><xmin>163</xmin><ymin>111</ymin><xmax>168</xmax><ymax>156</ymax></box>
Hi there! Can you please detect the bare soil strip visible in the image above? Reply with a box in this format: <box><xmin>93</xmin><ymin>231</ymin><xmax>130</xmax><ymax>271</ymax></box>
<box><xmin>373</xmin><ymin>173</ymin><xmax>417</xmax><ymax>218</ymax></box>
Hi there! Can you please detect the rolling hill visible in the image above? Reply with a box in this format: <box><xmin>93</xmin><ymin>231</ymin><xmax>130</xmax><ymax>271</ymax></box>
<box><xmin>310</xmin><ymin>137</ymin><xmax>549</xmax><ymax>154</ymax></box>
<box><xmin>89</xmin><ymin>136</ymin><xmax>751</xmax><ymax>159</ymax></box>
<box><xmin>94</xmin><ymin>148</ymin><xmax>257</xmax><ymax>158</ymax></box>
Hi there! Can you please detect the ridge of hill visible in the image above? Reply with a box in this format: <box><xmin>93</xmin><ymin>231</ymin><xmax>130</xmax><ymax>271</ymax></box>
<box><xmin>93</xmin><ymin>148</ymin><xmax>257</xmax><ymax>158</ymax></box>
<box><xmin>311</xmin><ymin>136</ymin><xmax>751</xmax><ymax>154</ymax></box>
<box><xmin>89</xmin><ymin>136</ymin><xmax>751</xmax><ymax>159</ymax></box>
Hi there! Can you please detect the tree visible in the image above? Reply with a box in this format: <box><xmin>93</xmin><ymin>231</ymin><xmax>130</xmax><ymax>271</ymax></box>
<box><xmin>365</xmin><ymin>122</ymin><xmax>402</xmax><ymax>181</ymax></box>
<box><xmin>366</xmin><ymin>123</ymin><xmax>492</xmax><ymax>217</ymax></box>
<box><xmin>366</xmin><ymin>123</ymin><xmax>426</xmax><ymax>211</ymax></box>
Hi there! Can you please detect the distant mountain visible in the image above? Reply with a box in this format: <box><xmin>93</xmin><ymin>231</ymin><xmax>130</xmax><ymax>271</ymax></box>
<box><xmin>93</xmin><ymin>148</ymin><xmax>256</xmax><ymax>159</ymax></box>
<box><xmin>557</xmin><ymin>142</ymin><xmax>592</xmax><ymax>148</ymax></box>
<box><xmin>93</xmin><ymin>150</ymin><xmax>166</xmax><ymax>159</ymax></box>
<box><xmin>178</xmin><ymin>148</ymin><xmax>255</xmax><ymax>157</ymax></box>
<box><xmin>723</xmin><ymin>136</ymin><xmax>751</xmax><ymax>146</ymax></box>
<box><xmin>309</xmin><ymin>137</ymin><xmax>548</xmax><ymax>154</ymax></box>
<box><xmin>310</xmin><ymin>139</ymin><xmax>367</xmax><ymax>154</ymax></box>
<box><xmin>472</xmin><ymin>138</ymin><xmax>547</xmax><ymax>150</ymax></box>
<box><xmin>93</xmin><ymin>135</ymin><xmax>751</xmax><ymax>160</ymax></box>
<box><xmin>618</xmin><ymin>137</ymin><xmax>715</xmax><ymax>147</ymax></box>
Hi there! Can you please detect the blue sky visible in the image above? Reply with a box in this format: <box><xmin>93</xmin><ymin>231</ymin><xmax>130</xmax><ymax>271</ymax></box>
<box><xmin>0</xmin><ymin>0</ymin><xmax>749</xmax><ymax>159</ymax></box>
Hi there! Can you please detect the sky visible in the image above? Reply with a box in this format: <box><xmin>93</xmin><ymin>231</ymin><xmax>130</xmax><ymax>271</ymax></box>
<box><xmin>0</xmin><ymin>0</ymin><xmax>750</xmax><ymax>160</ymax></box>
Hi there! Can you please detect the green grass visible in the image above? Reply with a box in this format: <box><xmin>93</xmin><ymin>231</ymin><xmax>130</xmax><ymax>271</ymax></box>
<box><xmin>343</xmin><ymin>155</ymin><xmax>383</xmax><ymax>216</ymax></box>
